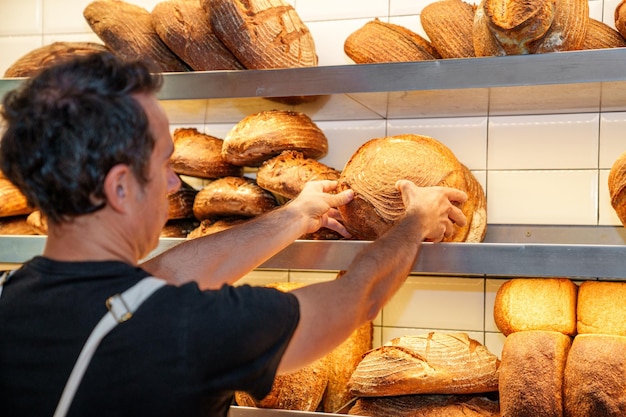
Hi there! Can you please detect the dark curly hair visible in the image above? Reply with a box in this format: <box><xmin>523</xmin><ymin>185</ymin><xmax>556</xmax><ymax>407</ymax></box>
<box><xmin>0</xmin><ymin>52</ymin><xmax>163</xmax><ymax>224</ymax></box>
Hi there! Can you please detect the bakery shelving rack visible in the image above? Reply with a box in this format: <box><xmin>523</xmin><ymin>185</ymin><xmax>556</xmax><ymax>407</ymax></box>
<box><xmin>2</xmin><ymin>48</ymin><xmax>626</xmax><ymax>279</ymax></box>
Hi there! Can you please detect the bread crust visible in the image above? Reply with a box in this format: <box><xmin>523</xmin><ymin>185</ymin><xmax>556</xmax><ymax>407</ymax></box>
<box><xmin>609</xmin><ymin>151</ymin><xmax>626</xmax><ymax>227</ymax></box>
<box><xmin>420</xmin><ymin>0</ymin><xmax>477</xmax><ymax>58</ymax></box>
<box><xmin>577</xmin><ymin>280</ymin><xmax>626</xmax><ymax>335</ymax></box>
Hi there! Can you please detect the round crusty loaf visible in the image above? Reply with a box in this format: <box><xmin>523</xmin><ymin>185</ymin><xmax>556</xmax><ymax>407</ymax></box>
<box><xmin>161</xmin><ymin>218</ymin><xmax>199</xmax><ymax>238</ymax></box>
<box><xmin>564</xmin><ymin>334</ymin><xmax>626</xmax><ymax>417</ymax></box>
<box><xmin>222</xmin><ymin>110</ymin><xmax>328</xmax><ymax>167</ymax></box>
<box><xmin>344</xmin><ymin>19</ymin><xmax>440</xmax><ymax>64</ymax></box>
<box><xmin>3</xmin><ymin>42</ymin><xmax>109</xmax><ymax>78</ymax></box>
<box><xmin>204</xmin><ymin>0</ymin><xmax>317</xmax><ymax>70</ymax></box>
<box><xmin>192</xmin><ymin>177</ymin><xmax>277</xmax><ymax>220</ymax></box>
<box><xmin>151</xmin><ymin>1</ymin><xmax>244</xmax><ymax>71</ymax></box>
<box><xmin>420</xmin><ymin>0</ymin><xmax>477</xmax><ymax>58</ymax></box>
<box><xmin>348</xmin><ymin>394</ymin><xmax>500</xmax><ymax>417</ymax></box>
<box><xmin>493</xmin><ymin>277</ymin><xmax>578</xmax><ymax>337</ymax></box>
<box><xmin>83</xmin><ymin>0</ymin><xmax>190</xmax><ymax>72</ymax></box>
<box><xmin>473</xmin><ymin>0</ymin><xmax>589</xmax><ymax>56</ymax></box>
<box><xmin>167</xmin><ymin>180</ymin><xmax>198</xmax><ymax>220</ymax></box>
<box><xmin>170</xmin><ymin>128</ymin><xmax>243</xmax><ymax>179</ymax></box>
<box><xmin>256</xmin><ymin>150</ymin><xmax>341</xmax><ymax>199</ymax></box>
<box><xmin>499</xmin><ymin>330</ymin><xmax>572</xmax><ymax>417</ymax></box>
<box><xmin>583</xmin><ymin>18</ymin><xmax>626</xmax><ymax>49</ymax></box>
<box><xmin>609</xmin><ymin>151</ymin><xmax>626</xmax><ymax>227</ymax></box>
<box><xmin>337</xmin><ymin>134</ymin><xmax>486</xmax><ymax>242</ymax></box>
<box><xmin>616</xmin><ymin>0</ymin><xmax>626</xmax><ymax>39</ymax></box>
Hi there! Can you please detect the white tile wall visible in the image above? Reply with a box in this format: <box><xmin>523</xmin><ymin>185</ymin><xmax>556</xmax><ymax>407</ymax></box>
<box><xmin>2</xmin><ymin>0</ymin><xmax>626</xmax><ymax>359</ymax></box>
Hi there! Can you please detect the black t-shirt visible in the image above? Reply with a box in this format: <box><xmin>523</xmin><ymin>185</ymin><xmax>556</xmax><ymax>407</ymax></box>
<box><xmin>0</xmin><ymin>257</ymin><xmax>299</xmax><ymax>417</ymax></box>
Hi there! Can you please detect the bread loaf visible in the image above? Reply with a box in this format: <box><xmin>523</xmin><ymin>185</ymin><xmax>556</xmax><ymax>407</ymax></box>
<box><xmin>616</xmin><ymin>0</ymin><xmax>626</xmax><ymax>39</ymax></box>
<box><xmin>0</xmin><ymin>216</ymin><xmax>37</xmax><ymax>235</ymax></box>
<box><xmin>83</xmin><ymin>0</ymin><xmax>190</xmax><ymax>72</ymax></box>
<box><xmin>3</xmin><ymin>42</ymin><xmax>109</xmax><ymax>78</ymax></box>
<box><xmin>337</xmin><ymin>134</ymin><xmax>486</xmax><ymax>242</ymax></box>
<box><xmin>348</xmin><ymin>394</ymin><xmax>500</xmax><ymax>417</ymax></box>
<box><xmin>473</xmin><ymin>0</ymin><xmax>589</xmax><ymax>56</ymax></box>
<box><xmin>167</xmin><ymin>180</ymin><xmax>197</xmax><ymax>220</ymax></box>
<box><xmin>222</xmin><ymin>110</ymin><xmax>328</xmax><ymax>167</ymax></box>
<box><xmin>204</xmin><ymin>0</ymin><xmax>317</xmax><ymax>70</ymax></box>
<box><xmin>609</xmin><ymin>151</ymin><xmax>626</xmax><ymax>227</ymax></box>
<box><xmin>186</xmin><ymin>217</ymin><xmax>248</xmax><ymax>239</ymax></box>
<box><xmin>161</xmin><ymin>218</ymin><xmax>199</xmax><ymax>238</ymax></box>
<box><xmin>348</xmin><ymin>332</ymin><xmax>500</xmax><ymax>397</ymax></box>
<box><xmin>493</xmin><ymin>278</ymin><xmax>577</xmax><ymax>336</ymax></box>
<box><xmin>151</xmin><ymin>1</ymin><xmax>244</xmax><ymax>71</ymax></box>
<box><xmin>256</xmin><ymin>151</ymin><xmax>341</xmax><ymax>199</ymax></box>
<box><xmin>26</xmin><ymin>210</ymin><xmax>47</xmax><ymax>235</ymax></box>
<box><xmin>0</xmin><ymin>178</ymin><xmax>32</xmax><ymax>218</ymax></box>
<box><xmin>564</xmin><ymin>334</ymin><xmax>626</xmax><ymax>417</ymax></box>
<box><xmin>192</xmin><ymin>177</ymin><xmax>277</xmax><ymax>220</ymax></box>
<box><xmin>235</xmin><ymin>281</ymin><xmax>329</xmax><ymax>411</ymax></box>
<box><xmin>344</xmin><ymin>19</ymin><xmax>440</xmax><ymax>64</ymax></box>
<box><xmin>170</xmin><ymin>128</ymin><xmax>243</xmax><ymax>179</ymax></box>
<box><xmin>576</xmin><ymin>280</ymin><xmax>626</xmax><ymax>335</ymax></box>
<box><xmin>420</xmin><ymin>0</ymin><xmax>477</xmax><ymax>58</ymax></box>
<box><xmin>583</xmin><ymin>18</ymin><xmax>626</xmax><ymax>49</ymax></box>
<box><xmin>499</xmin><ymin>330</ymin><xmax>571</xmax><ymax>417</ymax></box>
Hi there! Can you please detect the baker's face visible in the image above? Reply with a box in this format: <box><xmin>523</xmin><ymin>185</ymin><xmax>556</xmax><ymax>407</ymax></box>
<box><xmin>133</xmin><ymin>93</ymin><xmax>181</xmax><ymax>258</ymax></box>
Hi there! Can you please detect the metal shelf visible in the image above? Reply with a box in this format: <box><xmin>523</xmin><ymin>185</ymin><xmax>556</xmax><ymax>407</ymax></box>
<box><xmin>2</xmin><ymin>225</ymin><xmax>625</xmax><ymax>279</ymax></box>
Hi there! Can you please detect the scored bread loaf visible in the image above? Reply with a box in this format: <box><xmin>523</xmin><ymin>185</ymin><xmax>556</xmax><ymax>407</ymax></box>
<box><xmin>167</xmin><ymin>180</ymin><xmax>197</xmax><ymax>220</ymax></box>
<box><xmin>493</xmin><ymin>277</ymin><xmax>578</xmax><ymax>336</ymax></box>
<box><xmin>563</xmin><ymin>334</ymin><xmax>626</xmax><ymax>417</ymax></box>
<box><xmin>583</xmin><ymin>18</ymin><xmax>626</xmax><ymax>49</ymax></box>
<box><xmin>222</xmin><ymin>110</ymin><xmax>328</xmax><ymax>167</ymax></box>
<box><xmin>348</xmin><ymin>332</ymin><xmax>500</xmax><ymax>397</ymax></box>
<box><xmin>192</xmin><ymin>177</ymin><xmax>277</xmax><ymax>220</ymax></box>
<box><xmin>3</xmin><ymin>42</ymin><xmax>109</xmax><ymax>78</ymax></box>
<box><xmin>609</xmin><ymin>151</ymin><xmax>626</xmax><ymax>227</ymax></box>
<box><xmin>0</xmin><ymin>178</ymin><xmax>32</xmax><ymax>218</ymax></box>
<box><xmin>256</xmin><ymin>150</ymin><xmax>341</xmax><ymax>199</ymax></box>
<box><xmin>499</xmin><ymin>330</ymin><xmax>572</xmax><ymax>417</ymax></box>
<box><xmin>344</xmin><ymin>19</ymin><xmax>440</xmax><ymax>64</ymax></box>
<box><xmin>420</xmin><ymin>0</ymin><xmax>477</xmax><ymax>58</ymax></box>
<box><xmin>204</xmin><ymin>0</ymin><xmax>317</xmax><ymax>70</ymax></box>
<box><xmin>235</xmin><ymin>281</ymin><xmax>329</xmax><ymax>411</ymax></box>
<box><xmin>348</xmin><ymin>394</ymin><xmax>500</xmax><ymax>417</ymax></box>
<box><xmin>576</xmin><ymin>280</ymin><xmax>626</xmax><ymax>335</ymax></box>
<box><xmin>83</xmin><ymin>0</ymin><xmax>190</xmax><ymax>72</ymax></box>
<box><xmin>151</xmin><ymin>1</ymin><xmax>244</xmax><ymax>71</ymax></box>
<box><xmin>337</xmin><ymin>134</ymin><xmax>486</xmax><ymax>242</ymax></box>
<box><xmin>170</xmin><ymin>128</ymin><xmax>243</xmax><ymax>179</ymax></box>
<box><xmin>473</xmin><ymin>0</ymin><xmax>589</xmax><ymax>56</ymax></box>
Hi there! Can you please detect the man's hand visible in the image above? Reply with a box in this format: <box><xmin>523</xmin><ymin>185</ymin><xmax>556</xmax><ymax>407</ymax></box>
<box><xmin>396</xmin><ymin>179</ymin><xmax>468</xmax><ymax>243</ymax></box>
<box><xmin>287</xmin><ymin>180</ymin><xmax>354</xmax><ymax>238</ymax></box>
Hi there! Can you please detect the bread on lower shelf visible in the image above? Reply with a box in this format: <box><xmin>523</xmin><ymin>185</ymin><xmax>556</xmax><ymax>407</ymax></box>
<box><xmin>576</xmin><ymin>280</ymin><xmax>626</xmax><ymax>336</ymax></box>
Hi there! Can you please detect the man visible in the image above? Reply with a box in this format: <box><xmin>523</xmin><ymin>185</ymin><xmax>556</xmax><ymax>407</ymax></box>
<box><xmin>0</xmin><ymin>52</ymin><xmax>467</xmax><ymax>417</ymax></box>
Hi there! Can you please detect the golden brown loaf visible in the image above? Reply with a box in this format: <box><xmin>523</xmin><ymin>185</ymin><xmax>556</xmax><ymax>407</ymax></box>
<box><xmin>160</xmin><ymin>218</ymin><xmax>199</xmax><ymax>238</ymax></box>
<box><xmin>186</xmin><ymin>217</ymin><xmax>248</xmax><ymax>239</ymax></box>
<box><xmin>499</xmin><ymin>330</ymin><xmax>572</xmax><ymax>417</ymax></box>
<box><xmin>167</xmin><ymin>180</ymin><xmax>197</xmax><ymax>220</ymax></box>
<box><xmin>576</xmin><ymin>280</ymin><xmax>626</xmax><ymax>335</ymax></box>
<box><xmin>83</xmin><ymin>0</ymin><xmax>190</xmax><ymax>73</ymax></box>
<box><xmin>344</xmin><ymin>19</ymin><xmax>440</xmax><ymax>64</ymax></box>
<box><xmin>616</xmin><ymin>0</ymin><xmax>626</xmax><ymax>39</ymax></box>
<box><xmin>256</xmin><ymin>150</ymin><xmax>341</xmax><ymax>199</ymax></box>
<box><xmin>170</xmin><ymin>128</ymin><xmax>243</xmax><ymax>179</ymax></box>
<box><xmin>222</xmin><ymin>110</ymin><xmax>328</xmax><ymax>167</ymax></box>
<box><xmin>563</xmin><ymin>334</ymin><xmax>626</xmax><ymax>417</ymax></box>
<box><xmin>204</xmin><ymin>0</ymin><xmax>317</xmax><ymax>70</ymax></box>
<box><xmin>348</xmin><ymin>332</ymin><xmax>500</xmax><ymax>397</ymax></box>
<box><xmin>0</xmin><ymin>178</ymin><xmax>32</xmax><ymax>218</ymax></box>
<box><xmin>151</xmin><ymin>1</ymin><xmax>244</xmax><ymax>71</ymax></box>
<box><xmin>420</xmin><ymin>0</ymin><xmax>477</xmax><ymax>58</ymax></box>
<box><xmin>235</xmin><ymin>281</ymin><xmax>329</xmax><ymax>411</ymax></box>
<box><xmin>3</xmin><ymin>42</ymin><xmax>109</xmax><ymax>78</ymax></box>
<box><xmin>26</xmin><ymin>211</ymin><xmax>47</xmax><ymax>235</ymax></box>
<box><xmin>192</xmin><ymin>177</ymin><xmax>277</xmax><ymax>220</ymax></box>
<box><xmin>583</xmin><ymin>18</ymin><xmax>626</xmax><ymax>49</ymax></box>
<box><xmin>337</xmin><ymin>134</ymin><xmax>486</xmax><ymax>242</ymax></box>
<box><xmin>493</xmin><ymin>278</ymin><xmax>578</xmax><ymax>336</ymax></box>
<box><xmin>348</xmin><ymin>394</ymin><xmax>500</xmax><ymax>417</ymax></box>
<box><xmin>0</xmin><ymin>216</ymin><xmax>37</xmax><ymax>235</ymax></box>
<box><xmin>473</xmin><ymin>0</ymin><xmax>589</xmax><ymax>56</ymax></box>
<box><xmin>609</xmin><ymin>151</ymin><xmax>626</xmax><ymax>226</ymax></box>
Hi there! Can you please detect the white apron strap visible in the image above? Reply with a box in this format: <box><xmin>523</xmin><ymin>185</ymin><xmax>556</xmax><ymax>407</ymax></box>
<box><xmin>53</xmin><ymin>276</ymin><xmax>166</xmax><ymax>417</ymax></box>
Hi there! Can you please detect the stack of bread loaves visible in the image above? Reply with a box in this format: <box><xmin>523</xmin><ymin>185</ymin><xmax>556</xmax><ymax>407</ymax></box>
<box><xmin>494</xmin><ymin>277</ymin><xmax>626</xmax><ymax>416</ymax></box>
<box><xmin>234</xmin><ymin>277</ymin><xmax>373</xmax><ymax>413</ymax></box>
<box><xmin>345</xmin><ymin>332</ymin><xmax>500</xmax><ymax>416</ymax></box>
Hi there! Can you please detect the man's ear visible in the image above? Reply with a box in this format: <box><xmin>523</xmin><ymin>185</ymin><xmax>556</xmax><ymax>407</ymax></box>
<box><xmin>103</xmin><ymin>164</ymin><xmax>132</xmax><ymax>213</ymax></box>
